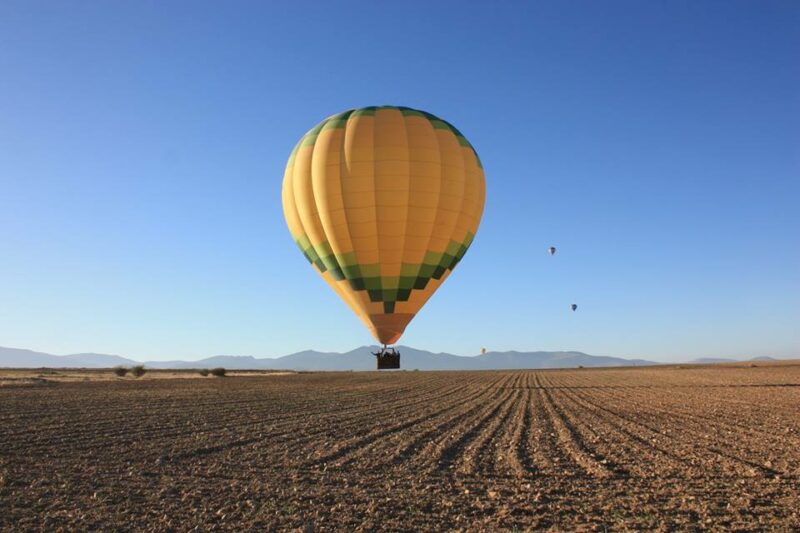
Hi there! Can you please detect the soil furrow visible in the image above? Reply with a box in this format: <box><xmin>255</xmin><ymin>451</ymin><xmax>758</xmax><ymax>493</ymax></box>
<box><xmin>537</xmin><ymin>381</ymin><xmax>615</xmax><ymax>478</ymax></box>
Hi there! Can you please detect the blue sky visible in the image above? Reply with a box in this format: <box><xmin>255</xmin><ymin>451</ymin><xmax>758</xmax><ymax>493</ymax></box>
<box><xmin>1</xmin><ymin>1</ymin><xmax>798</xmax><ymax>362</ymax></box>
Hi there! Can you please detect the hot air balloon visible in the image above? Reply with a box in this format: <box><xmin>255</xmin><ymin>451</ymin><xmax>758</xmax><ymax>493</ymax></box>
<box><xmin>571</xmin><ymin>304</ymin><xmax>578</xmax><ymax>312</ymax></box>
<box><xmin>548</xmin><ymin>246</ymin><xmax>556</xmax><ymax>256</ymax></box>
<box><xmin>282</xmin><ymin>106</ymin><xmax>485</xmax><ymax>368</ymax></box>
<box><xmin>481</xmin><ymin>347</ymin><xmax>487</xmax><ymax>355</ymax></box>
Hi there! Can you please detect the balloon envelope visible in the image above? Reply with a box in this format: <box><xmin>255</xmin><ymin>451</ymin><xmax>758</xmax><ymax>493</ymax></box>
<box><xmin>282</xmin><ymin>106</ymin><xmax>486</xmax><ymax>344</ymax></box>
<box><xmin>571</xmin><ymin>304</ymin><xmax>578</xmax><ymax>311</ymax></box>
<box><xmin>548</xmin><ymin>246</ymin><xmax>556</xmax><ymax>256</ymax></box>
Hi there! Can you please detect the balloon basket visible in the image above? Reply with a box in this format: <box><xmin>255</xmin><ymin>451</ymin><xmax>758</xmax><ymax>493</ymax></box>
<box><xmin>375</xmin><ymin>353</ymin><xmax>400</xmax><ymax>370</ymax></box>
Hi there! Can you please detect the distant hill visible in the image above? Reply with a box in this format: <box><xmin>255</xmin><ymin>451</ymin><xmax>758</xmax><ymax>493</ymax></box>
<box><xmin>690</xmin><ymin>356</ymin><xmax>779</xmax><ymax>364</ymax></box>
<box><xmin>0</xmin><ymin>347</ymin><xmax>138</xmax><ymax>368</ymax></box>
<box><xmin>471</xmin><ymin>350</ymin><xmax>655</xmax><ymax>370</ymax></box>
<box><xmin>62</xmin><ymin>353</ymin><xmax>140</xmax><ymax>367</ymax></box>
<box><xmin>0</xmin><ymin>345</ymin><xmax>658</xmax><ymax>370</ymax></box>
<box><xmin>145</xmin><ymin>355</ymin><xmax>266</xmax><ymax>370</ymax></box>
<box><xmin>0</xmin><ymin>347</ymin><xmax>66</xmax><ymax>367</ymax></box>
<box><xmin>133</xmin><ymin>347</ymin><xmax>659</xmax><ymax>371</ymax></box>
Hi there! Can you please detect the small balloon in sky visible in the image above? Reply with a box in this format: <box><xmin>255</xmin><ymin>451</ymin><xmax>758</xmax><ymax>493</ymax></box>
<box><xmin>571</xmin><ymin>304</ymin><xmax>578</xmax><ymax>312</ymax></box>
<box><xmin>548</xmin><ymin>246</ymin><xmax>557</xmax><ymax>256</ymax></box>
<box><xmin>481</xmin><ymin>347</ymin><xmax>487</xmax><ymax>355</ymax></box>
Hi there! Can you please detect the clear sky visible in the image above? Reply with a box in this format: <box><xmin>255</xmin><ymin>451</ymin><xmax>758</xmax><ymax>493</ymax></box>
<box><xmin>1</xmin><ymin>1</ymin><xmax>798</xmax><ymax>362</ymax></box>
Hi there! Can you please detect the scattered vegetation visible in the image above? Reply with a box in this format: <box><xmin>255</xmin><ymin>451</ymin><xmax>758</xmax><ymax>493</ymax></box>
<box><xmin>210</xmin><ymin>367</ymin><xmax>226</xmax><ymax>377</ymax></box>
<box><xmin>113</xmin><ymin>367</ymin><xmax>128</xmax><ymax>377</ymax></box>
<box><xmin>130</xmin><ymin>365</ymin><xmax>146</xmax><ymax>378</ymax></box>
<box><xmin>199</xmin><ymin>369</ymin><xmax>210</xmax><ymax>377</ymax></box>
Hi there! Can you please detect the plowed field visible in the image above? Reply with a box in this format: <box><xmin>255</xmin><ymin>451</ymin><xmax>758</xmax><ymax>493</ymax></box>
<box><xmin>2</xmin><ymin>364</ymin><xmax>799</xmax><ymax>531</ymax></box>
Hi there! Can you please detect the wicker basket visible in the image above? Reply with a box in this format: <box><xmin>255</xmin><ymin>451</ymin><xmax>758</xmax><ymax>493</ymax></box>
<box><xmin>376</xmin><ymin>353</ymin><xmax>401</xmax><ymax>370</ymax></box>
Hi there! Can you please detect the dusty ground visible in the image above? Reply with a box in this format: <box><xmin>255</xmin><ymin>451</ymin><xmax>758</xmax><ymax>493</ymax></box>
<box><xmin>1</xmin><ymin>364</ymin><xmax>798</xmax><ymax>531</ymax></box>
<box><xmin>0</xmin><ymin>368</ymin><xmax>292</xmax><ymax>385</ymax></box>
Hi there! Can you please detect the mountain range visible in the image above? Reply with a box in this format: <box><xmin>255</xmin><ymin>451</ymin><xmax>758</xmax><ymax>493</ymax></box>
<box><xmin>0</xmin><ymin>346</ymin><xmax>781</xmax><ymax>371</ymax></box>
<box><xmin>0</xmin><ymin>345</ymin><xmax>660</xmax><ymax>371</ymax></box>
<box><xmin>689</xmin><ymin>356</ymin><xmax>777</xmax><ymax>364</ymax></box>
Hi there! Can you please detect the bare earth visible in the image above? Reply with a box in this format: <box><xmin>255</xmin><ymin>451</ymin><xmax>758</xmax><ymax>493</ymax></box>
<box><xmin>0</xmin><ymin>368</ymin><xmax>291</xmax><ymax>385</ymax></box>
<box><xmin>1</xmin><ymin>364</ymin><xmax>799</xmax><ymax>531</ymax></box>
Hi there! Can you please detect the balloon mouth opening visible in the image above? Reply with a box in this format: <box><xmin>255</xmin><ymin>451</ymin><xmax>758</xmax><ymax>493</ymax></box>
<box><xmin>369</xmin><ymin>313</ymin><xmax>415</xmax><ymax>345</ymax></box>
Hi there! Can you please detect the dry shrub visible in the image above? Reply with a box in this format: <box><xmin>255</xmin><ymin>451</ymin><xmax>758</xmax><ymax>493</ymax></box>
<box><xmin>210</xmin><ymin>367</ymin><xmax>226</xmax><ymax>377</ymax></box>
<box><xmin>130</xmin><ymin>365</ymin><xmax>146</xmax><ymax>378</ymax></box>
<box><xmin>113</xmin><ymin>367</ymin><xmax>128</xmax><ymax>377</ymax></box>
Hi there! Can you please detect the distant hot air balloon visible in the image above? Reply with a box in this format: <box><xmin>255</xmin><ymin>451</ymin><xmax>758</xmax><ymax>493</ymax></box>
<box><xmin>548</xmin><ymin>246</ymin><xmax>556</xmax><ymax>256</ymax></box>
<box><xmin>282</xmin><ymin>106</ymin><xmax>486</xmax><ymax>353</ymax></box>
<box><xmin>571</xmin><ymin>304</ymin><xmax>578</xmax><ymax>312</ymax></box>
<box><xmin>481</xmin><ymin>347</ymin><xmax>487</xmax><ymax>355</ymax></box>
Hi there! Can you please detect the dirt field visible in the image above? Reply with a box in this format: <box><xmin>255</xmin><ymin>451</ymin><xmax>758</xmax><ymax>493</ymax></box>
<box><xmin>1</xmin><ymin>364</ymin><xmax>799</xmax><ymax>531</ymax></box>
<box><xmin>0</xmin><ymin>368</ymin><xmax>292</xmax><ymax>385</ymax></box>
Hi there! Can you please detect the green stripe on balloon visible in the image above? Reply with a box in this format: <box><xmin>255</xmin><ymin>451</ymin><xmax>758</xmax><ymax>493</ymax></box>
<box><xmin>293</xmin><ymin>229</ymin><xmax>476</xmax><ymax>312</ymax></box>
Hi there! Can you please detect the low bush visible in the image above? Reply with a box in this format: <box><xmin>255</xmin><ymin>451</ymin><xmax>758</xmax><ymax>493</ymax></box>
<box><xmin>199</xmin><ymin>369</ymin><xmax>210</xmax><ymax>376</ymax></box>
<box><xmin>130</xmin><ymin>365</ymin><xmax>146</xmax><ymax>378</ymax></box>
<box><xmin>210</xmin><ymin>367</ymin><xmax>226</xmax><ymax>377</ymax></box>
<box><xmin>113</xmin><ymin>367</ymin><xmax>128</xmax><ymax>377</ymax></box>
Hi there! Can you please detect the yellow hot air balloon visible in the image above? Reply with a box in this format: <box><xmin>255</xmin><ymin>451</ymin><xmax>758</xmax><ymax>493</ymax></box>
<box><xmin>282</xmin><ymin>106</ymin><xmax>485</xmax><ymax>345</ymax></box>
